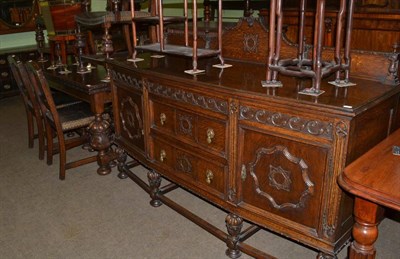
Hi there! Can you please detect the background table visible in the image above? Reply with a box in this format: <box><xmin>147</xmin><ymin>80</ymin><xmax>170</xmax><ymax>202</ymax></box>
<box><xmin>338</xmin><ymin>128</ymin><xmax>400</xmax><ymax>259</ymax></box>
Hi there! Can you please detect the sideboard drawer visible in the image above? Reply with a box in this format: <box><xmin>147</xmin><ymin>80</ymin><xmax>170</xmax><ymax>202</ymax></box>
<box><xmin>151</xmin><ymin>101</ymin><xmax>175</xmax><ymax>134</ymax></box>
<box><xmin>153</xmin><ymin>137</ymin><xmax>226</xmax><ymax>196</ymax></box>
<box><xmin>151</xmin><ymin>99</ymin><xmax>227</xmax><ymax>156</ymax></box>
<box><xmin>1</xmin><ymin>70</ymin><xmax>10</xmax><ymax>79</ymax></box>
<box><xmin>0</xmin><ymin>58</ymin><xmax>7</xmax><ymax>66</ymax></box>
<box><xmin>0</xmin><ymin>78</ymin><xmax>15</xmax><ymax>93</ymax></box>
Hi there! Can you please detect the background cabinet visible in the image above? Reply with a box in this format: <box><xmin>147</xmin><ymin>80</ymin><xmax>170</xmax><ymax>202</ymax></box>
<box><xmin>0</xmin><ymin>0</ymin><xmax>38</xmax><ymax>35</ymax></box>
<box><xmin>0</xmin><ymin>46</ymin><xmax>37</xmax><ymax>99</ymax></box>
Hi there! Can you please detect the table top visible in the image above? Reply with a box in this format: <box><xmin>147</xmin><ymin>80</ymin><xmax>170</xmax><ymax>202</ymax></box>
<box><xmin>42</xmin><ymin>62</ymin><xmax>110</xmax><ymax>101</ymax></box>
<box><xmin>339</xmin><ymin>128</ymin><xmax>400</xmax><ymax>211</ymax></box>
<box><xmin>106</xmin><ymin>52</ymin><xmax>399</xmax><ymax>117</ymax></box>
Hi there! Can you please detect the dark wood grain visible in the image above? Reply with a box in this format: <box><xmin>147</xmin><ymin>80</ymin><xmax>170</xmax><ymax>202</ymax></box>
<box><xmin>339</xmin><ymin>129</ymin><xmax>400</xmax><ymax>210</ymax></box>
<box><xmin>108</xmin><ymin>51</ymin><xmax>400</xmax><ymax>258</ymax></box>
<box><xmin>339</xmin><ymin>128</ymin><xmax>400</xmax><ymax>259</ymax></box>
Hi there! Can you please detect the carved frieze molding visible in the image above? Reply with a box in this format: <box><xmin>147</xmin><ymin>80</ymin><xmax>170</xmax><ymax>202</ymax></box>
<box><xmin>247</xmin><ymin>145</ymin><xmax>314</xmax><ymax>210</ymax></box>
<box><xmin>111</xmin><ymin>70</ymin><xmax>142</xmax><ymax>91</ymax></box>
<box><xmin>239</xmin><ymin>105</ymin><xmax>333</xmax><ymax>139</ymax></box>
<box><xmin>147</xmin><ymin>81</ymin><xmax>229</xmax><ymax>115</ymax></box>
<box><xmin>120</xmin><ymin>96</ymin><xmax>143</xmax><ymax>140</ymax></box>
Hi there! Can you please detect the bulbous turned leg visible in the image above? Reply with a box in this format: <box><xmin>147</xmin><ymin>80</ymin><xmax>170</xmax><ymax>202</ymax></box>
<box><xmin>348</xmin><ymin>198</ymin><xmax>383</xmax><ymax>259</ymax></box>
<box><xmin>89</xmin><ymin>114</ymin><xmax>113</xmax><ymax>175</ymax></box>
<box><xmin>147</xmin><ymin>170</ymin><xmax>162</xmax><ymax>207</ymax></box>
<box><xmin>225</xmin><ymin>213</ymin><xmax>243</xmax><ymax>259</ymax></box>
<box><xmin>115</xmin><ymin>147</ymin><xmax>128</xmax><ymax>179</ymax></box>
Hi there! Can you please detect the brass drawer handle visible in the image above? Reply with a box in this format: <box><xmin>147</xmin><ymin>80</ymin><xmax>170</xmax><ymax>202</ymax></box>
<box><xmin>206</xmin><ymin>128</ymin><xmax>215</xmax><ymax>144</ymax></box>
<box><xmin>3</xmin><ymin>84</ymin><xmax>11</xmax><ymax>90</ymax></box>
<box><xmin>1</xmin><ymin>72</ymin><xmax>8</xmax><ymax>77</ymax></box>
<box><xmin>206</xmin><ymin>169</ymin><xmax>214</xmax><ymax>184</ymax></box>
<box><xmin>160</xmin><ymin>113</ymin><xmax>166</xmax><ymax>125</ymax></box>
<box><xmin>160</xmin><ymin>149</ymin><xmax>166</xmax><ymax>162</ymax></box>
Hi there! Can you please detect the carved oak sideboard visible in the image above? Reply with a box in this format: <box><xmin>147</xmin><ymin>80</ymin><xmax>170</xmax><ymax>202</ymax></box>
<box><xmin>107</xmin><ymin>53</ymin><xmax>400</xmax><ymax>258</ymax></box>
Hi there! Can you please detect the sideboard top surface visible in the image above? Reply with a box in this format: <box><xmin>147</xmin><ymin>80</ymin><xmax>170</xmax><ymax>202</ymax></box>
<box><xmin>108</xmin><ymin>52</ymin><xmax>399</xmax><ymax>115</ymax></box>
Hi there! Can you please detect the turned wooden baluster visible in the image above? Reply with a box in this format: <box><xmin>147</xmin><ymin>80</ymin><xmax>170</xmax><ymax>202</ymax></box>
<box><xmin>35</xmin><ymin>22</ymin><xmax>47</xmax><ymax>63</ymax></box>
<box><xmin>148</xmin><ymin>170</ymin><xmax>163</xmax><ymax>207</ymax></box>
<box><xmin>225</xmin><ymin>213</ymin><xmax>243</xmax><ymax>259</ymax></box>
<box><xmin>75</xmin><ymin>25</ymin><xmax>89</xmax><ymax>74</ymax></box>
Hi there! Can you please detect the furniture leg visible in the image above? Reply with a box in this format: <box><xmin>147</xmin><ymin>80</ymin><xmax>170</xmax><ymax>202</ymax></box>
<box><xmin>147</xmin><ymin>170</ymin><xmax>162</xmax><ymax>207</ymax></box>
<box><xmin>349</xmin><ymin>197</ymin><xmax>384</xmax><ymax>259</ymax></box>
<box><xmin>27</xmin><ymin>110</ymin><xmax>34</xmax><ymax>148</ymax></box>
<box><xmin>225</xmin><ymin>213</ymin><xmax>243</xmax><ymax>259</ymax></box>
<box><xmin>46</xmin><ymin>124</ymin><xmax>54</xmax><ymax>165</ymax></box>
<box><xmin>36</xmin><ymin>112</ymin><xmax>45</xmax><ymax>160</ymax></box>
<box><xmin>89</xmin><ymin>114</ymin><xmax>114</xmax><ymax>175</ymax></box>
<box><xmin>116</xmin><ymin>147</ymin><xmax>128</xmax><ymax>179</ymax></box>
<box><xmin>60</xmin><ymin>41</ymin><xmax>67</xmax><ymax>65</ymax></box>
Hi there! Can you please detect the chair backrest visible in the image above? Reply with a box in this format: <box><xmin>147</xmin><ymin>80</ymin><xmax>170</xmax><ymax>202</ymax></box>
<box><xmin>24</xmin><ymin>60</ymin><xmax>60</xmax><ymax>131</ymax></box>
<box><xmin>39</xmin><ymin>0</ymin><xmax>83</xmax><ymax>36</ymax></box>
<box><xmin>7</xmin><ymin>55</ymin><xmax>38</xmax><ymax>111</ymax></box>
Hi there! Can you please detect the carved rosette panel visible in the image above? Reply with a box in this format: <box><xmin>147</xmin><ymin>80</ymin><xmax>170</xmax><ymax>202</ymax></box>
<box><xmin>111</xmin><ymin>70</ymin><xmax>142</xmax><ymax>90</ymax></box>
<box><xmin>269</xmin><ymin>165</ymin><xmax>292</xmax><ymax>192</ymax></box>
<box><xmin>247</xmin><ymin>145</ymin><xmax>314</xmax><ymax>209</ymax></box>
<box><xmin>243</xmin><ymin>33</ymin><xmax>259</xmax><ymax>53</ymax></box>
<box><xmin>178</xmin><ymin>114</ymin><xmax>193</xmax><ymax>136</ymax></box>
<box><xmin>148</xmin><ymin>82</ymin><xmax>229</xmax><ymax>115</ymax></box>
<box><xmin>239</xmin><ymin>105</ymin><xmax>333</xmax><ymax>139</ymax></box>
<box><xmin>176</xmin><ymin>153</ymin><xmax>193</xmax><ymax>174</ymax></box>
<box><xmin>120</xmin><ymin>96</ymin><xmax>143</xmax><ymax>140</ymax></box>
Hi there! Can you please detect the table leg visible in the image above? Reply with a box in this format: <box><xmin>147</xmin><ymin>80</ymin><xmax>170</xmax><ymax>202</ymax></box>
<box><xmin>89</xmin><ymin>112</ymin><xmax>118</xmax><ymax>175</ymax></box>
<box><xmin>349</xmin><ymin>197</ymin><xmax>384</xmax><ymax>259</ymax></box>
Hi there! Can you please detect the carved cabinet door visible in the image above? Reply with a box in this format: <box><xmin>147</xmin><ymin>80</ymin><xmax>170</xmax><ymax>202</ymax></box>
<box><xmin>236</xmin><ymin>127</ymin><xmax>330</xmax><ymax>235</ymax></box>
<box><xmin>114</xmin><ymin>85</ymin><xmax>145</xmax><ymax>154</ymax></box>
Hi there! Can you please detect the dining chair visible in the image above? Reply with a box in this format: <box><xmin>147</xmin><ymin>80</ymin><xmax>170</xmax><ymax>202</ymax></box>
<box><xmin>8</xmin><ymin>55</ymin><xmax>83</xmax><ymax>161</ymax></box>
<box><xmin>25</xmin><ymin>60</ymin><xmax>98</xmax><ymax>180</ymax></box>
<box><xmin>7</xmin><ymin>55</ymin><xmax>45</xmax><ymax>160</ymax></box>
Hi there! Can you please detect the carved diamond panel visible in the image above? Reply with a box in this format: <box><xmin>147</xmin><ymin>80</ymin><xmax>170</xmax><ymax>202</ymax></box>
<box><xmin>120</xmin><ymin>96</ymin><xmax>143</xmax><ymax>140</ymax></box>
<box><xmin>248</xmin><ymin>145</ymin><xmax>314</xmax><ymax>210</ymax></box>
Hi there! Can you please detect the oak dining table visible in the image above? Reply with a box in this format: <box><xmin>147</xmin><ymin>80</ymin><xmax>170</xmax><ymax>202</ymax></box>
<box><xmin>42</xmin><ymin>61</ymin><xmax>118</xmax><ymax>176</ymax></box>
<box><xmin>338</xmin><ymin>128</ymin><xmax>400</xmax><ymax>259</ymax></box>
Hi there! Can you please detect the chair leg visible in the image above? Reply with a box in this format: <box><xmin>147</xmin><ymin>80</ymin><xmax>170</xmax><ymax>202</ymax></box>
<box><xmin>59</xmin><ymin>138</ymin><xmax>67</xmax><ymax>180</ymax></box>
<box><xmin>35</xmin><ymin>115</ymin><xmax>45</xmax><ymax>160</ymax></box>
<box><xmin>45</xmin><ymin>124</ymin><xmax>54</xmax><ymax>165</ymax></box>
<box><xmin>26</xmin><ymin>110</ymin><xmax>34</xmax><ymax>148</ymax></box>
